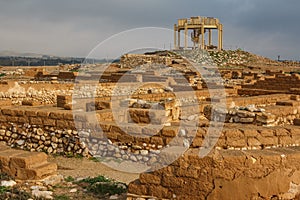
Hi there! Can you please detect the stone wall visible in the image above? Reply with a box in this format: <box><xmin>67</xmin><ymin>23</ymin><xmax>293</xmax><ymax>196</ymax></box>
<box><xmin>128</xmin><ymin>147</ymin><xmax>300</xmax><ymax>199</ymax></box>
<box><xmin>239</xmin><ymin>73</ymin><xmax>300</xmax><ymax>96</ymax></box>
<box><xmin>0</xmin><ymin>106</ymin><xmax>89</xmax><ymax>156</ymax></box>
<box><xmin>126</xmin><ymin>99</ymin><xmax>181</xmax><ymax>125</ymax></box>
<box><xmin>35</xmin><ymin>71</ymin><xmax>78</xmax><ymax>81</ymax></box>
<box><xmin>1</xmin><ymin>105</ymin><xmax>300</xmax><ymax>167</ymax></box>
<box><xmin>99</xmin><ymin>123</ymin><xmax>300</xmax><ymax>150</ymax></box>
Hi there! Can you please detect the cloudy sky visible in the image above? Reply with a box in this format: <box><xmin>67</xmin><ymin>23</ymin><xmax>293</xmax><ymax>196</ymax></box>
<box><xmin>0</xmin><ymin>0</ymin><xmax>299</xmax><ymax>60</ymax></box>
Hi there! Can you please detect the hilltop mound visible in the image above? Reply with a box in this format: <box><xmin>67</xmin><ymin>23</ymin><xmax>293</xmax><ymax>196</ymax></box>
<box><xmin>145</xmin><ymin>49</ymin><xmax>285</xmax><ymax>69</ymax></box>
<box><xmin>208</xmin><ymin>49</ymin><xmax>284</xmax><ymax>68</ymax></box>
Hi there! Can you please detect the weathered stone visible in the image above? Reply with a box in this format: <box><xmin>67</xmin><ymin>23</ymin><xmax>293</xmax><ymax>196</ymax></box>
<box><xmin>247</xmin><ymin>138</ymin><xmax>261</xmax><ymax>147</ymax></box>
<box><xmin>140</xmin><ymin>173</ymin><xmax>161</xmax><ymax>185</ymax></box>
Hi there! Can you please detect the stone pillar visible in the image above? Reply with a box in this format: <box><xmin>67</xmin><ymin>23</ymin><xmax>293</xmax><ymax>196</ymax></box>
<box><xmin>209</xmin><ymin>29</ymin><xmax>212</xmax><ymax>46</ymax></box>
<box><xmin>218</xmin><ymin>25</ymin><xmax>222</xmax><ymax>51</ymax></box>
<box><xmin>192</xmin><ymin>31</ymin><xmax>196</xmax><ymax>49</ymax></box>
<box><xmin>178</xmin><ymin>30</ymin><xmax>180</xmax><ymax>49</ymax></box>
<box><xmin>220</xmin><ymin>24</ymin><xmax>223</xmax><ymax>50</ymax></box>
<box><xmin>174</xmin><ymin>24</ymin><xmax>177</xmax><ymax>50</ymax></box>
<box><xmin>201</xmin><ymin>24</ymin><xmax>205</xmax><ymax>50</ymax></box>
<box><xmin>184</xmin><ymin>23</ymin><xmax>188</xmax><ymax>49</ymax></box>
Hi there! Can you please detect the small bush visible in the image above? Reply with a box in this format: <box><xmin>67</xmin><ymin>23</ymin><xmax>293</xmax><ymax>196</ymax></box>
<box><xmin>0</xmin><ymin>186</ymin><xmax>8</xmax><ymax>194</ymax></box>
<box><xmin>64</xmin><ymin>176</ymin><xmax>75</xmax><ymax>182</ymax></box>
<box><xmin>54</xmin><ymin>194</ymin><xmax>70</xmax><ymax>200</ymax></box>
<box><xmin>77</xmin><ymin>175</ymin><xmax>127</xmax><ymax>196</ymax></box>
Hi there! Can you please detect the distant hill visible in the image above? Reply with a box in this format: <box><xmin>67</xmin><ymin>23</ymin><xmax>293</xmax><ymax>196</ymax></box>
<box><xmin>0</xmin><ymin>51</ymin><xmax>112</xmax><ymax>66</ymax></box>
<box><xmin>0</xmin><ymin>50</ymin><xmax>50</xmax><ymax>58</ymax></box>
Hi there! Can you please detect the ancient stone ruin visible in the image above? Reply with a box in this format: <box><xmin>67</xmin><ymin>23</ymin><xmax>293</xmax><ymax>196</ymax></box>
<box><xmin>1</xmin><ymin>48</ymin><xmax>300</xmax><ymax>199</ymax></box>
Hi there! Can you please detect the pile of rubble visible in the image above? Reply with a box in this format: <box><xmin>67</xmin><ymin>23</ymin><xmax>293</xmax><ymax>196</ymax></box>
<box><xmin>3</xmin><ymin>68</ymin><xmax>25</xmax><ymax>76</ymax></box>
<box><xmin>0</xmin><ymin>82</ymin><xmax>71</xmax><ymax>105</ymax></box>
<box><xmin>120</xmin><ymin>54</ymin><xmax>172</xmax><ymax>69</ymax></box>
<box><xmin>174</xmin><ymin>49</ymin><xmax>215</xmax><ymax>66</ymax></box>
<box><xmin>209</xmin><ymin>50</ymin><xmax>252</xmax><ymax>67</ymax></box>
<box><xmin>204</xmin><ymin>104</ymin><xmax>279</xmax><ymax>126</ymax></box>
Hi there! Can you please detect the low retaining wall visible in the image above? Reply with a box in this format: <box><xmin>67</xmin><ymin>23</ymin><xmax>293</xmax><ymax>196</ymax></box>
<box><xmin>128</xmin><ymin>147</ymin><xmax>300</xmax><ymax>199</ymax></box>
<box><xmin>0</xmin><ymin>106</ymin><xmax>89</xmax><ymax>156</ymax></box>
<box><xmin>0</xmin><ymin>105</ymin><xmax>299</xmax><ymax>168</ymax></box>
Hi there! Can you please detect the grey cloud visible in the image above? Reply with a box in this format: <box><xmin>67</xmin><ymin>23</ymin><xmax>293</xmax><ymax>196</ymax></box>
<box><xmin>0</xmin><ymin>0</ymin><xmax>299</xmax><ymax>59</ymax></box>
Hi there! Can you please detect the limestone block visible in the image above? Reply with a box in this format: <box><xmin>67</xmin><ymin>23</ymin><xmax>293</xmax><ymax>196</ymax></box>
<box><xmin>10</xmin><ymin>152</ymin><xmax>48</xmax><ymax>168</ymax></box>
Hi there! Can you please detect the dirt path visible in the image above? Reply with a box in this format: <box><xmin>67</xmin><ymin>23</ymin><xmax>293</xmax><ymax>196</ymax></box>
<box><xmin>49</xmin><ymin>155</ymin><xmax>140</xmax><ymax>184</ymax></box>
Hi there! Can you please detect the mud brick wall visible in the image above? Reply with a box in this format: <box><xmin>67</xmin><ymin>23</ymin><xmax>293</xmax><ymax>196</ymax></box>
<box><xmin>125</xmin><ymin>99</ymin><xmax>181</xmax><ymax>124</ymax></box>
<box><xmin>73</xmin><ymin>83</ymin><xmax>214</xmax><ymax>104</ymax></box>
<box><xmin>1</xmin><ymin>106</ymin><xmax>300</xmax><ymax>167</ymax></box>
<box><xmin>237</xmin><ymin>88</ymin><xmax>288</xmax><ymax>96</ymax></box>
<box><xmin>128</xmin><ymin>108</ymin><xmax>171</xmax><ymax>125</ymax></box>
<box><xmin>2</xmin><ymin>106</ymin><xmax>298</xmax><ymax>152</ymax></box>
<box><xmin>0</xmin><ymin>99</ymin><xmax>12</xmax><ymax>106</ymax></box>
<box><xmin>220</xmin><ymin>69</ymin><xmax>247</xmax><ymax>79</ymax></box>
<box><xmin>128</xmin><ymin>147</ymin><xmax>300</xmax><ymax>199</ymax></box>
<box><xmin>265</xmin><ymin>103</ymin><xmax>300</xmax><ymax>125</ymax></box>
<box><xmin>97</xmin><ymin>122</ymin><xmax>300</xmax><ymax>151</ymax></box>
<box><xmin>101</xmin><ymin>73</ymin><xmax>139</xmax><ymax>83</ymax></box>
<box><xmin>35</xmin><ymin>71</ymin><xmax>78</xmax><ymax>81</ymax></box>
<box><xmin>57</xmin><ymin>95</ymin><xmax>72</xmax><ymax>108</ymax></box>
<box><xmin>120</xmin><ymin>54</ymin><xmax>172</xmax><ymax>69</ymax></box>
<box><xmin>34</xmin><ymin>71</ymin><xmax>52</xmax><ymax>81</ymax></box>
<box><xmin>142</xmin><ymin>75</ymin><xmax>168</xmax><ymax>83</ymax></box>
<box><xmin>228</xmin><ymin>94</ymin><xmax>291</xmax><ymax>107</ymax></box>
<box><xmin>241</xmin><ymin>73</ymin><xmax>300</xmax><ymax>91</ymax></box>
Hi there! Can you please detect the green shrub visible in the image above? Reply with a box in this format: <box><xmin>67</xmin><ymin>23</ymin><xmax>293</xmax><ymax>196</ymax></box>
<box><xmin>64</xmin><ymin>176</ymin><xmax>75</xmax><ymax>182</ymax></box>
<box><xmin>77</xmin><ymin>175</ymin><xmax>127</xmax><ymax>196</ymax></box>
<box><xmin>54</xmin><ymin>194</ymin><xmax>70</xmax><ymax>200</ymax></box>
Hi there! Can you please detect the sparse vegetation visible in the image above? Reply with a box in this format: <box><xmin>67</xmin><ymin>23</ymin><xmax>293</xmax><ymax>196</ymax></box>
<box><xmin>64</xmin><ymin>176</ymin><xmax>75</xmax><ymax>182</ymax></box>
<box><xmin>54</xmin><ymin>194</ymin><xmax>70</xmax><ymax>200</ymax></box>
<box><xmin>76</xmin><ymin>175</ymin><xmax>127</xmax><ymax>198</ymax></box>
<box><xmin>89</xmin><ymin>156</ymin><xmax>104</xmax><ymax>163</ymax></box>
<box><xmin>0</xmin><ymin>187</ymin><xmax>32</xmax><ymax>200</ymax></box>
<box><xmin>65</xmin><ymin>152</ymin><xmax>74</xmax><ymax>158</ymax></box>
<box><xmin>74</xmin><ymin>154</ymin><xmax>84</xmax><ymax>159</ymax></box>
<box><xmin>0</xmin><ymin>173</ymin><xmax>33</xmax><ymax>199</ymax></box>
<box><xmin>0</xmin><ymin>186</ymin><xmax>8</xmax><ymax>194</ymax></box>
<box><xmin>0</xmin><ymin>172</ymin><xmax>13</xmax><ymax>181</ymax></box>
